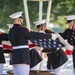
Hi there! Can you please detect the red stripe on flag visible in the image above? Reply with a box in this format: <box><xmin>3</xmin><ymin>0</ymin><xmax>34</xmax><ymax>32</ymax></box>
<box><xmin>65</xmin><ymin>49</ymin><xmax>72</xmax><ymax>55</ymax></box>
<box><xmin>3</xmin><ymin>44</ymin><xmax>13</xmax><ymax>49</ymax></box>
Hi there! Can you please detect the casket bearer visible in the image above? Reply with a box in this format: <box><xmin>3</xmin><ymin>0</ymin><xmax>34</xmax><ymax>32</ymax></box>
<box><xmin>60</xmin><ymin>15</ymin><xmax>75</xmax><ymax>75</ymax></box>
<box><xmin>8</xmin><ymin>11</ymin><xmax>57</xmax><ymax>75</ymax></box>
<box><xmin>33</xmin><ymin>20</ymin><xmax>73</xmax><ymax>74</ymax></box>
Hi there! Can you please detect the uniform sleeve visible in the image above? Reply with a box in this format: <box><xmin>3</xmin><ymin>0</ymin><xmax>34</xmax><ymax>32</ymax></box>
<box><xmin>59</xmin><ymin>29</ymin><xmax>68</xmax><ymax>39</ymax></box>
<box><xmin>23</xmin><ymin>27</ymin><xmax>52</xmax><ymax>39</ymax></box>
<box><xmin>0</xmin><ymin>33</ymin><xmax>8</xmax><ymax>41</ymax></box>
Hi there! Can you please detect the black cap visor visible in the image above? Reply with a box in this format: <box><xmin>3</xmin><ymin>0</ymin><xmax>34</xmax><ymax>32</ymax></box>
<box><xmin>67</xmin><ymin>20</ymin><xmax>72</xmax><ymax>23</ymax></box>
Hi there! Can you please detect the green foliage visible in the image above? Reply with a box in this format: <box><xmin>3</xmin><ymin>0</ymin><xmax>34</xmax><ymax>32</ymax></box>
<box><xmin>51</xmin><ymin>0</ymin><xmax>75</xmax><ymax>30</ymax></box>
<box><xmin>0</xmin><ymin>0</ymin><xmax>24</xmax><ymax>29</ymax></box>
<box><xmin>0</xmin><ymin>0</ymin><xmax>75</xmax><ymax>31</ymax></box>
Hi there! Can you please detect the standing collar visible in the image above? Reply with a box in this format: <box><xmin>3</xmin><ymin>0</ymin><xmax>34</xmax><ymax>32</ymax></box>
<box><xmin>13</xmin><ymin>24</ymin><xmax>22</xmax><ymax>27</ymax></box>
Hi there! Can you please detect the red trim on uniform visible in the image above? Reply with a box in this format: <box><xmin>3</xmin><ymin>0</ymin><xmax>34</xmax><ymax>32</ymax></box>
<box><xmin>0</xmin><ymin>32</ymin><xmax>2</xmax><ymax>34</ymax></box>
<box><xmin>29</xmin><ymin>44</ymin><xmax>36</xmax><ymax>48</ymax></box>
<box><xmin>65</xmin><ymin>49</ymin><xmax>72</xmax><ymax>55</ymax></box>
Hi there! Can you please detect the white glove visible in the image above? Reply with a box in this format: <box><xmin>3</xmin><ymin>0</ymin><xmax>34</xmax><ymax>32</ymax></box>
<box><xmin>65</xmin><ymin>45</ymin><xmax>74</xmax><ymax>51</ymax></box>
<box><xmin>39</xmin><ymin>31</ymin><xmax>45</xmax><ymax>33</ymax></box>
<box><xmin>51</xmin><ymin>33</ymin><xmax>57</xmax><ymax>40</ymax></box>
<box><xmin>7</xmin><ymin>24</ymin><xmax>13</xmax><ymax>29</ymax></box>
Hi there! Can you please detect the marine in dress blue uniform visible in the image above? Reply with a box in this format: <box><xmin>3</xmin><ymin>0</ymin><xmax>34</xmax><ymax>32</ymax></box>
<box><xmin>59</xmin><ymin>15</ymin><xmax>75</xmax><ymax>75</ymax></box>
<box><xmin>7</xmin><ymin>24</ymin><xmax>42</xmax><ymax>69</ymax></box>
<box><xmin>0</xmin><ymin>32</ymin><xmax>8</xmax><ymax>75</ymax></box>
<box><xmin>8</xmin><ymin>11</ymin><xmax>56</xmax><ymax>75</ymax></box>
<box><xmin>34</xmin><ymin>20</ymin><xmax>68</xmax><ymax>74</ymax></box>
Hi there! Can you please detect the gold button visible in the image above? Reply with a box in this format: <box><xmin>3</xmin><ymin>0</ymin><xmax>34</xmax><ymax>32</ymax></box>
<box><xmin>57</xmin><ymin>54</ymin><xmax>58</xmax><ymax>56</ymax></box>
<box><xmin>71</xmin><ymin>42</ymin><xmax>73</xmax><ymax>44</ymax></box>
<box><xmin>71</xmin><ymin>39</ymin><xmax>72</xmax><ymax>40</ymax></box>
<box><xmin>72</xmin><ymin>32</ymin><xmax>74</xmax><ymax>34</ymax></box>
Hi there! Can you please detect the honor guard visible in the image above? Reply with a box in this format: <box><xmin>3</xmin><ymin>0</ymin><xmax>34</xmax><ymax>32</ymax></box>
<box><xmin>0</xmin><ymin>32</ymin><xmax>8</xmax><ymax>75</ymax></box>
<box><xmin>60</xmin><ymin>15</ymin><xmax>75</xmax><ymax>75</ymax></box>
<box><xmin>8</xmin><ymin>11</ymin><xmax>57</xmax><ymax>75</ymax></box>
<box><xmin>34</xmin><ymin>20</ymin><xmax>69</xmax><ymax>74</ymax></box>
<box><xmin>7</xmin><ymin>24</ymin><xmax>42</xmax><ymax>69</ymax></box>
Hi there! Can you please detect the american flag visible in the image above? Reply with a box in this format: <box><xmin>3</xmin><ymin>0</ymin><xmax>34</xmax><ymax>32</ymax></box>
<box><xmin>30</xmin><ymin>38</ymin><xmax>65</xmax><ymax>49</ymax></box>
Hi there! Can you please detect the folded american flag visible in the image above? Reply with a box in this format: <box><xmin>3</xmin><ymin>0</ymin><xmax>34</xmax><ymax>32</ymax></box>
<box><xmin>30</xmin><ymin>38</ymin><xmax>65</xmax><ymax>49</ymax></box>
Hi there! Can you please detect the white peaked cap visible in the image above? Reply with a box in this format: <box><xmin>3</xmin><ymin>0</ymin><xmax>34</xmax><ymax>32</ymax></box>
<box><xmin>33</xmin><ymin>20</ymin><xmax>46</xmax><ymax>26</ymax></box>
<box><xmin>9</xmin><ymin>11</ymin><xmax>23</xmax><ymax>19</ymax></box>
<box><xmin>7</xmin><ymin>24</ymin><xmax>13</xmax><ymax>29</ymax></box>
<box><xmin>66</xmin><ymin>15</ymin><xmax>75</xmax><ymax>21</ymax></box>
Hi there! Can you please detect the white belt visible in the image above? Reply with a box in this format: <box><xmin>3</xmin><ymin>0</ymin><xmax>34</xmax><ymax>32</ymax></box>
<box><xmin>0</xmin><ymin>45</ymin><xmax>2</xmax><ymax>47</ymax></box>
<box><xmin>13</xmin><ymin>45</ymin><xmax>29</xmax><ymax>49</ymax></box>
